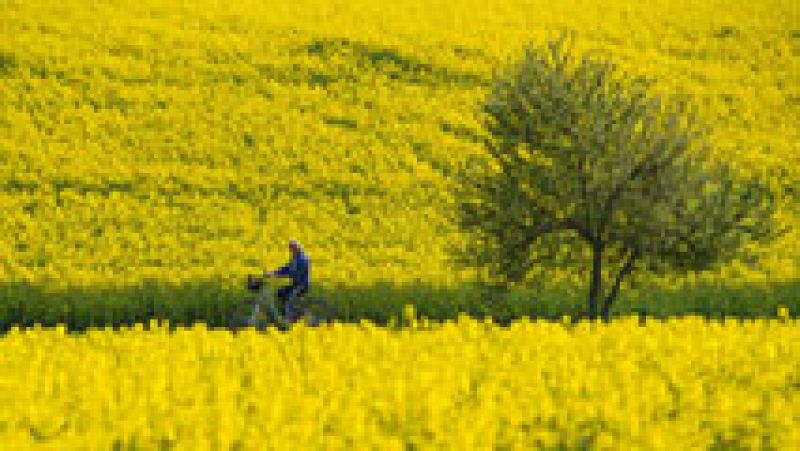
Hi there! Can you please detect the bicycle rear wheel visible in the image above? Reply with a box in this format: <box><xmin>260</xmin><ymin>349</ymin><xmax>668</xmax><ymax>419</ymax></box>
<box><xmin>298</xmin><ymin>298</ymin><xmax>338</xmax><ymax>326</ymax></box>
<box><xmin>228</xmin><ymin>304</ymin><xmax>255</xmax><ymax>332</ymax></box>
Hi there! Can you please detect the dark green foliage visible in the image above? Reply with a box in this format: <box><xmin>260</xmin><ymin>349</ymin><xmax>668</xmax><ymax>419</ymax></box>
<box><xmin>301</xmin><ymin>37</ymin><xmax>487</xmax><ymax>88</ymax></box>
<box><xmin>0</xmin><ymin>278</ymin><xmax>797</xmax><ymax>334</ymax></box>
<box><xmin>0</xmin><ymin>51</ymin><xmax>16</xmax><ymax>76</ymax></box>
<box><xmin>323</xmin><ymin>116</ymin><xmax>358</xmax><ymax>129</ymax></box>
<box><xmin>454</xmin><ymin>32</ymin><xmax>788</xmax><ymax>321</ymax></box>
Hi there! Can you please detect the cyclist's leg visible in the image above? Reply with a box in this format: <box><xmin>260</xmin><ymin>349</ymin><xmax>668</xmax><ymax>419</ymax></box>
<box><xmin>275</xmin><ymin>285</ymin><xmax>293</xmax><ymax>316</ymax></box>
<box><xmin>284</xmin><ymin>285</ymin><xmax>308</xmax><ymax>321</ymax></box>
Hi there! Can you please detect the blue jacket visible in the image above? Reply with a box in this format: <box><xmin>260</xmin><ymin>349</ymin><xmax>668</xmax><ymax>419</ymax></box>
<box><xmin>274</xmin><ymin>251</ymin><xmax>310</xmax><ymax>288</ymax></box>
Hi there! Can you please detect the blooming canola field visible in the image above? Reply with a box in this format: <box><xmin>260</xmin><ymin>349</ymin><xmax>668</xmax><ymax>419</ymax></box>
<box><xmin>2</xmin><ymin>315</ymin><xmax>799</xmax><ymax>449</ymax></box>
<box><xmin>0</xmin><ymin>0</ymin><xmax>798</xmax><ymax>292</ymax></box>
<box><xmin>1</xmin><ymin>1</ymin><xmax>799</xmax><ymax>448</ymax></box>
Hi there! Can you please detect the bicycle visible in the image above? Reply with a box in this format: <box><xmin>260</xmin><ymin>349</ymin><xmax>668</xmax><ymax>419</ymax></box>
<box><xmin>227</xmin><ymin>275</ymin><xmax>338</xmax><ymax>332</ymax></box>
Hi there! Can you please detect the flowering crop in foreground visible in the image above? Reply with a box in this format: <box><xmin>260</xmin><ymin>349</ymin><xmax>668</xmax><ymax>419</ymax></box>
<box><xmin>1</xmin><ymin>0</ymin><xmax>797</xmax><ymax>290</ymax></box>
<box><xmin>1</xmin><ymin>314</ymin><xmax>798</xmax><ymax>450</ymax></box>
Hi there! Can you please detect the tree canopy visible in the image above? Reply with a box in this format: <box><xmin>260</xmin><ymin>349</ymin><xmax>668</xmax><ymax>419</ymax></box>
<box><xmin>454</xmin><ymin>32</ymin><xmax>787</xmax><ymax>320</ymax></box>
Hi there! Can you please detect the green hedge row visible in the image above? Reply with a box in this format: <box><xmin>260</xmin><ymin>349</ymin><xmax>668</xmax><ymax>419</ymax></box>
<box><xmin>0</xmin><ymin>279</ymin><xmax>797</xmax><ymax>333</ymax></box>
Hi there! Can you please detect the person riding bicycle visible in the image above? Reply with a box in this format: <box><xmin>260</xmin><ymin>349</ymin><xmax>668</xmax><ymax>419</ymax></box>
<box><xmin>261</xmin><ymin>240</ymin><xmax>310</xmax><ymax>320</ymax></box>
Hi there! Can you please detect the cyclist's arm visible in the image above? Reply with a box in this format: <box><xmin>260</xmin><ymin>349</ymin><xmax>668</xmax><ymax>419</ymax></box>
<box><xmin>265</xmin><ymin>263</ymin><xmax>292</xmax><ymax>278</ymax></box>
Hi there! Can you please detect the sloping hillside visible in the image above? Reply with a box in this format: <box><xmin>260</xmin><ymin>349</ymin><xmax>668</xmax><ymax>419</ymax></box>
<box><xmin>1</xmin><ymin>0</ymin><xmax>797</xmax><ymax>291</ymax></box>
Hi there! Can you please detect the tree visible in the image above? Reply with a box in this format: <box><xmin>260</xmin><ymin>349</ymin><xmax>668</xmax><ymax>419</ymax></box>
<box><xmin>454</xmin><ymin>32</ymin><xmax>788</xmax><ymax>321</ymax></box>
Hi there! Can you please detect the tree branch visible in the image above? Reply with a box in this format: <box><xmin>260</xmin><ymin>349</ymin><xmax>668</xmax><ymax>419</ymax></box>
<box><xmin>523</xmin><ymin>221</ymin><xmax>556</xmax><ymax>241</ymax></box>
<box><xmin>601</xmin><ymin>156</ymin><xmax>652</xmax><ymax>222</ymax></box>
<box><xmin>599</xmin><ymin>117</ymin><xmax>690</xmax><ymax>229</ymax></box>
<box><xmin>561</xmin><ymin>219</ymin><xmax>594</xmax><ymax>242</ymax></box>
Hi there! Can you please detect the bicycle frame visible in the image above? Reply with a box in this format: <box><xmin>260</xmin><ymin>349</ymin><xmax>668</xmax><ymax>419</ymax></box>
<box><xmin>244</xmin><ymin>280</ymin><xmax>290</xmax><ymax>330</ymax></box>
<box><xmin>235</xmin><ymin>276</ymin><xmax>336</xmax><ymax>331</ymax></box>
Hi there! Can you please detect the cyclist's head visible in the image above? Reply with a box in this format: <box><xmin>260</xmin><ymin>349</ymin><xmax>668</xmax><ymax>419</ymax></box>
<box><xmin>289</xmin><ymin>240</ymin><xmax>302</xmax><ymax>255</ymax></box>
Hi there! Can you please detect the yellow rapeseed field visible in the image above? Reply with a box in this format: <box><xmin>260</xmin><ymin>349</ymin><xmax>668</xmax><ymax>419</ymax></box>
<box><xmin>1</xmin><ymin>2</ymin><xmax>798</xmax><ymax>447</ymax></box>
<box><xmin>1</xmin><ymin>314</ymin><xmax>798</xmax><ymax>449</ymax></box>
<box><xmin>1</xmin><ymin>0</ymin><xmax>798</xmax><ymax>292</ymax></box>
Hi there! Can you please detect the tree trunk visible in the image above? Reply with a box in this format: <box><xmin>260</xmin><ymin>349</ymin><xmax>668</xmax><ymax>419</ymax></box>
<box><xmin>600</xmin><ymin>249</ymin><xmax>638</xmax><ymax>322</ymax></box>
<box><xmin>588</xmin><ymin>241</ymin><xmax>603</xmax><ymax>320</ymax></box>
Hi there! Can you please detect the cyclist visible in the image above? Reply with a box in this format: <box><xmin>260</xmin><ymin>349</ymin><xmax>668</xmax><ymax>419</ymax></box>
<box><xmin>262</xmin><ymin>240</ymin><xmax>310</xmax><ymax>320</ymax></box>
